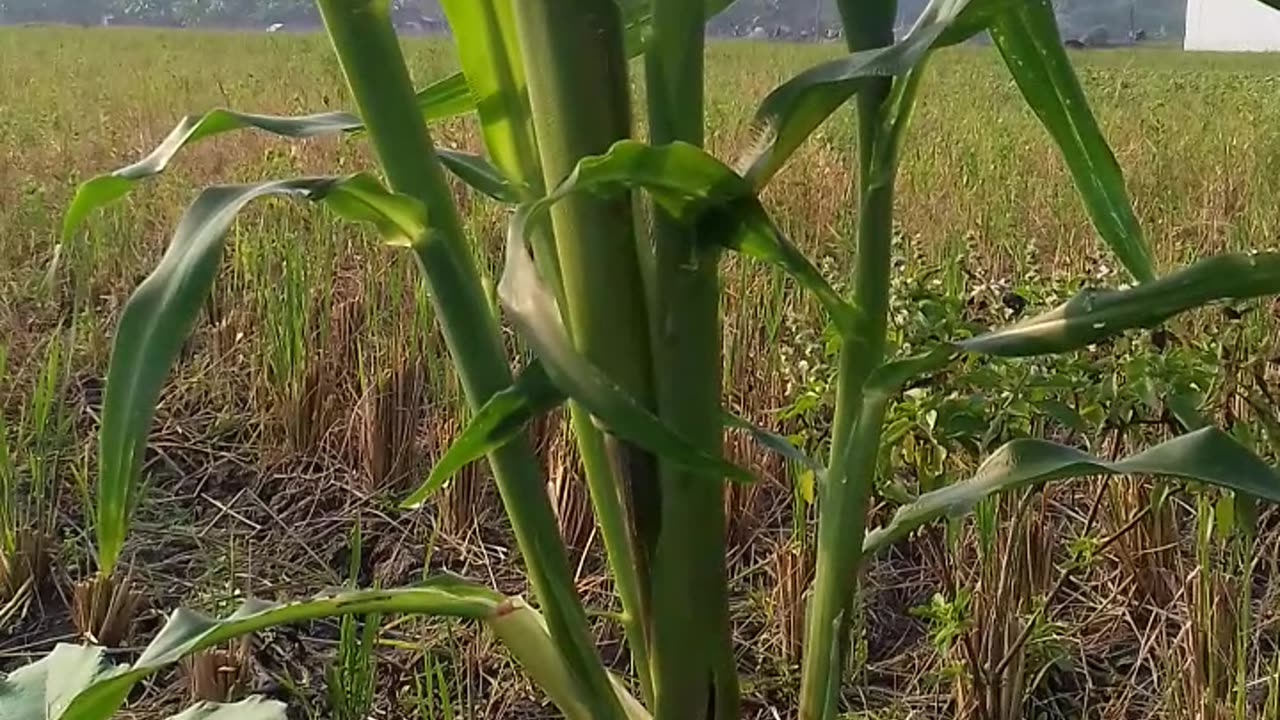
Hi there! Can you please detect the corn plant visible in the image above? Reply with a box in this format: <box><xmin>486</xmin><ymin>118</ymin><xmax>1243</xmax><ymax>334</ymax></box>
<box><xmin>10</xmin><ymin>1</ymin><xmax>1280</xmax><ymax>719</ymax></box>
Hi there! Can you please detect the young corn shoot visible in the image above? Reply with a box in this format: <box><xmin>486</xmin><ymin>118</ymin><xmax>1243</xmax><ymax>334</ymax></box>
<box><xmin>643</xmin><ymin>0</ymin><xmax>736</xmax><ymax>715</ymax></box>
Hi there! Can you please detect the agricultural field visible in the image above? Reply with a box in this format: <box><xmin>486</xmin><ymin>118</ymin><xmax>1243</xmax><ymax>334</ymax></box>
<box><xmin>6</xmin><ymin>25</ymin><xmax>1280</xmax><ymax>719</ymax></box>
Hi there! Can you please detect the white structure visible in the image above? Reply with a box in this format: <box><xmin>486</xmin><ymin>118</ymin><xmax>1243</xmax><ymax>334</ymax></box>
<box><xmin>1186</xmin><ymin>0</ymin><xmax>1280</xmax><ymax>52</ymax></box>
<box><xmin>266</xmin><ymin>22</ymin><xmax>285</xmax><ymax>33</ymax></box>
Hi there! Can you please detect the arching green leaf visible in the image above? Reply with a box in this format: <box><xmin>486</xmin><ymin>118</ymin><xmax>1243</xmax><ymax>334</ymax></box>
<box><xmin>436</xmin><ymin>148</ymin><xmax>524</xmax><ymax>202</ymax></box>
<box><xmin>936</xmin><ymin>0</ymin><xmax>1021</xmax><ymax>46</ymax></box>
<box><xmin>60</xmin><ymin>585</ymin><xmax>499</xmax><ymax>720</ymax></box>
<box><xmin>403</xmin><ymin>370</ymin><xmax>823</xmax><ymax>510</ymax></box>
<box><xmin>401</xmin><ymin>361</ymin><xmax>567</xmax><ymax>509</ymax></box>
<box><xmin>514</xmin><ymin>139</ymin><xmax>858</xmax><ymax>336</ymax></box>
<box><xmin>62</xmin><ymin>109</ymin><xmax>506</xmax><ymax>245</ymax></box>
<box><xmin>0</xmin><ymin>583</ymin><xmax>643</xmax><ymax>720</ymax></box>
<box><xmin>95</xmin><ymin>175</ymin><xmax>425</xmax><ymax>574</ymax></box>
<box><xmin>863</xmin><ymin>427</ymin><xmax>1280</xmax><ymax>555</ymax></box>
<box><xmin>988</xmin><ymin>0</ymin><xmax>1155</xmax><ymax>283</ymax></box>
<box><xmin>61</xmin><ymin>110</ymin><xmax>359</xmax><ymax>243</ymax></box>
<box><xmin>736</xmin><ymin>0</ymin><xmax>976</xmax><ymax>188</ymax></box>
<box><xmin>829</xmin><ymin>252</ymin><xmax>1280</xmax><ymax>447</ymax></box>
<box><xmin>440</xmin><ymin>0</ymin><xmax>540</xmax><ymax>194</ymax></box>
<box><xmin>961</xmin><ymin>253</ymin><xmax>1280</xmax><ymax>357</ymax></box>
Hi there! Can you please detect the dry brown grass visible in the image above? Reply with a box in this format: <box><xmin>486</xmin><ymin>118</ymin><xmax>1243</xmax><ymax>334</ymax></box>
<box><xmin>6</xmin><ymin>26</ymin><xmax>1280</xmax><ymax>719</ymax></box>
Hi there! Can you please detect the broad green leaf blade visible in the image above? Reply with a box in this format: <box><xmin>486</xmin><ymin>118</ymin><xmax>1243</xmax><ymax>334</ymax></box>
<box><xmin>415</xmin><ymin>72</ymin><xmax>479</xmax><ymax>122</ymax></box>
<box><xmin>436</xmin><ymin>149</ymin><xmax>524</xmax><ymax>203</ymax></box>
<box><xmin>62</xmin><ymin>0</ymin><xmax>742</xmax><ymax>245</ymax></box>
<box><xmin>961</xmin><ymin>253</ymin><xmax>1280</xmax><ymax>357</ymax></box>
<box><xmin>518</xmin><ymin>139</ymin><xmax>858</xmax><ymax>336</ymax></box>
<box><xmin>499</xmin><ymin>218</ymin><xmax>753</xmax><ymax>484</ymax></box>
<box><xmin>60</xmin><ymin>584</ymin><xmax>501</xmax><ymax>720</ymax></box>
<box><xmin>3</xmin><ymin>585</ymin><xmax>618</xmax><ymax>720</ymax></box>
<box><xmin>736</xmin><ymin>0</ymin><xmax>974</xmax><ymax>188</ymax></box>
<box><xmin>0</xmin><ymin>645</ymin><xmax>122</xmax><ymax>720</ymax></box>
<box><xmin>826</xmin><ymin>249</ymin><xmax>1280</xmax><ymax>442</ymax></box>
<box><xmin>165</xmin><ymin>698</ymin><xmax>286</xmax><ymax>720</ymax></box>
<box><xmin>723</xmin><ymin>411</ymin><xmax>822</xmax><ymax>474</ymax></box>
<box><xmin>95</xmin><ymin>175</ymin><xmax>425</xmax><ymax>574</ymax></box>
<box><xmin>440</xmin><ymin>0</ymin><xmax>539</xmax><ymax>193</ymax></box>
<box><xmin>935</xmin><ymin>0</ymin><xmax>1021</xmax><ymax>46</ymax></box>
<box><xmin>988</xmin><ymin>0</ymin><xmax>1155</xmax><ymax>283</ymax></box>
<box><xmin>864</xmin><ymin>427</ymin><xmax>1280</xmax><ymax>555</ymax></box>
<box><xmin>861</xmin><ymin>250</ymin><xmax>1280</xmax><ymax>414</ymax></box>
<box><xmin>62</xmin><ymin>109</ymin><xmax>500</xmax><ymax>244</ymax></box>
<box><xmin>401</xmin><ymin>360</ymin><xmax>567</xmax><ymax>509</ymax></box>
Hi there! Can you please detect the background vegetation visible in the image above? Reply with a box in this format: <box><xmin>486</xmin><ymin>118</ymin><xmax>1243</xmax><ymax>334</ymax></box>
<box><xmin>5</xmin><ymin>26</ymin><xmax>1280</xmax><ymax>718</ymax></box>
<box><xmin>0</xmin><ymin>0</ymin><xmax>1187</xmax><ymax>39</ymax></box>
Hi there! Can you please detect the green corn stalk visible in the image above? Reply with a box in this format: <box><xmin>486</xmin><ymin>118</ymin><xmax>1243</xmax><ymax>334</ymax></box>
<box><xmin>643</xmin><ymin>0</ymin><xmax>736</xmax><ymax>716</ymax></box>
<box><xmin>509</xmin><ymin>1</ymin><xmax>660</xmax><ymax>705</ymax></box>
<box><xmin>312</xmin><ymin>2</ymin><xmax>624</xmax><ymax>717</ymax></box>
<box><xmin>798</xmin><ymin>0</ymin><xmax>902</xmax><ymax>714</ymax></box>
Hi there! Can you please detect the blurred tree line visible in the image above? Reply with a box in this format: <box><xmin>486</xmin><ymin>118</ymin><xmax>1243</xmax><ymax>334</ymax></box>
<box><xmin>0</xmin><ymin>0</ymin><xmax>444</xmax><ymax>27</ymax></box>
<box><xmin>707</xmin><ymin>0</ymin><xmax>1185</xmax><ymax>39</ymax></box>
<box><xmin>0</xmin><ymin>0</ymin><xmax>1189</xmax><ymax>38</ymax></box>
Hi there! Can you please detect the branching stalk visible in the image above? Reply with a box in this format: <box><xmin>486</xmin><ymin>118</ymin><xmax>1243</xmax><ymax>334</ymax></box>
<box><xmin>800</xmin><ymin>1</ymin><xmax>900</xmax><ymax>718</ymax></box>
